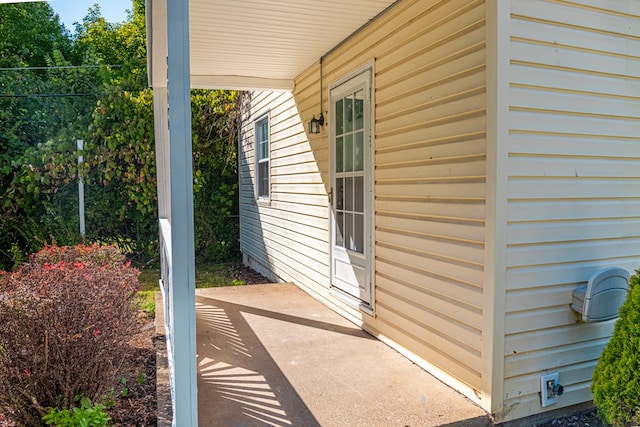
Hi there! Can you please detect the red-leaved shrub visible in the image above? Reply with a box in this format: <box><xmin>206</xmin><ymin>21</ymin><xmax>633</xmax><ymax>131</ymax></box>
<box><xmin>0</xmin><ymin>244</ymin><xmax>140</xmax><ymax>426</ymax></box>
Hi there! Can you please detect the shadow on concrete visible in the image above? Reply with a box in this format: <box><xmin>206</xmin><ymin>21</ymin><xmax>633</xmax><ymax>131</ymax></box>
<box><xmin>196</xmin><ymin>296</ymin><xmax>331</xmax><ymax>426</ymax></box>
<box><xmin>187</xmin><ymin>284</ymin><xmax>490</xmax><ymax>426</ymax></box>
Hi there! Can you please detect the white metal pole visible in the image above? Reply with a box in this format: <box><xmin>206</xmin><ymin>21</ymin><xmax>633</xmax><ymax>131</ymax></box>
<box><xmin>77</xmin><ymin>139</ymin><xmax>85</xmax><ymax>238</ymax></box>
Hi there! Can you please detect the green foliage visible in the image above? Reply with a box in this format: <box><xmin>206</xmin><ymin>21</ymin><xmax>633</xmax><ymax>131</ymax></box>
<box><xmin>0</xmin><ymin>2</ymin><xmax>77</xmax><ymax>270</ymax></box>
<box><xmin>629</xmin><ymin>268</ymin><xmax>640</xmax><ymax>290</ymax></box>
<box><xmin>136</xmin><ymin>373</ymin><xmax>146</xmax><ymax>385</ymax></box>
<box><xmin>9</xmin><ymin>242</ymin><xmax>24</xmax><ymax>270</ymax></box>
<box><xmin>0</xmin><ymin>2</ymin><xmax>70</xmax><ymax>68</ymax></box>
<box><xmin>0</xmin><ymin>0</ymin><xmax>241</xmax><ymax>269</ymax></box>
<box><xmin>0</xmin><ymin>1</ymin><xmax>151</xmax><ymax>268</ymax></box>
<box><xmin>118</xmin><ymin>378</ymin><xmax>129</xmax><ymax>398</ymax></box>
<box><xmin>84</xmin><ymin>85</ymin><xmax>158</xmax><ymax>262</ymax></box>
<box><xmin>592</xmin><ymin>268</ymin><xmax>640</xmax><ymax>426</ymax></box>
<box><xmin>73</xmin><ymin>0</ymin><xmax>147</xmax><ymax>86</ymax></box>
<box><xmin>43</xmin><ymin>396</ymin><xmax>111</xmax><ymax>427</ymax></box>
<box><xmin>0</xmin><ymin>2</ymin><xmax>103</xmax><ymax>270</ymax></box>
<box><xmin>192</xmin><ymin>90</ymin><xmax>241</xmax><ymax>263</ymax></box>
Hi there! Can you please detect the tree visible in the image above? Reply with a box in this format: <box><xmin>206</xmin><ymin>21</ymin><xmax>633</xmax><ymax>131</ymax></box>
<box><xmin>0</xmin><ymin>3</ymin><xmax>70</xmax><ymax>68</ymax></box>
<box><xmin>0</xmin><ymin>0</ymin><xmax>241</xmax><ymax>268</ymax></box>
<box><xmin>0</xmin><ymin>0</ymin><xmax>152</xmax><ymax>263</ymax></box>
<box><xmin>72</xmin><ymin>1</ymin><xmax>147</xmax><ymax>88</ymax></box>
<box><xmin>0</xmin><ymin>2</ymin><xmax>78</xmax><ymax>267</ymax></box>
<box><xmin>0</xmin><ymin>2</ymin><xmax>71</xmax><ymax>154</ymax></box>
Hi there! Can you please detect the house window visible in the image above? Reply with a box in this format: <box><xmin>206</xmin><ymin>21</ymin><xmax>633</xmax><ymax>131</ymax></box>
<box><xmin>255</xmin><ymin>115</ymin><xmax>270</xmax><ymax>199</ymax></box>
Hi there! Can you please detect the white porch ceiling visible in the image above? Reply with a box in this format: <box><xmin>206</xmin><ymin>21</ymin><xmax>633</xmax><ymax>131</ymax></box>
<box><xmin>185</xmin><ymin>0</ymin><xmax>396</xmax><ymax>91</ymax></box>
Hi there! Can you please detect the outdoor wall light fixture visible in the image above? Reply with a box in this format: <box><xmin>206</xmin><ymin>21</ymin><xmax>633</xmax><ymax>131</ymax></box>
<box><xmin>308</xmin><ymin>114</ymin><xmax>324</xmax><ymax>134</ymax></box>
<box><xmin>308</xmin><ymin>57</ymin><xmax>325</xmax><ymax>134</ymax></box>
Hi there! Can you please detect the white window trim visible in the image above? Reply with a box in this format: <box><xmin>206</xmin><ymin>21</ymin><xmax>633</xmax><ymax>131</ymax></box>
<box><xmin>254</xmin><ymin>112</ymin><xmax>270</xmax><ymax>204</ymax></box>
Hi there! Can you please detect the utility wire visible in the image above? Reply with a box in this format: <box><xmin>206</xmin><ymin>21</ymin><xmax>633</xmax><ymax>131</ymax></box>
<box><xmin>0</xmin><ymin>64</ymin><xmax>123</xmax><ymax>71</ymax></box>
<box><xmin>0</xmin><ymin>93</ymin><xmax>95</xmax><ymax>98</ymax></box>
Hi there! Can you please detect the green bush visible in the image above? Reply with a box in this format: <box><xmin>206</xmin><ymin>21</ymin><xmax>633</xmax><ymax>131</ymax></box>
<box><xmin>42</xmin><ymin>395</ymin><xmax>111</xmax><ymax>427</ymax></box>
<box><xmin>592</xmin><ymin>268</ymin><xmax>640</xmax><ymax>426</ymax></box>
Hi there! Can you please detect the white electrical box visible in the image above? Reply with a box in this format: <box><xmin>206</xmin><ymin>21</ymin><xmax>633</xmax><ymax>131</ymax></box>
<box><xmin>540</xmin><ymin>372</ymin><xmax>561</xmax><ymax>407</ymax></box>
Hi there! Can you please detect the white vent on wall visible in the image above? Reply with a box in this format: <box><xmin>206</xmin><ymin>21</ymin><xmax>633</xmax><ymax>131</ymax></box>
<box><xmin>571</xmin><ymin>267</ymin><xmax>630</xmax><ymax>323</ymax></box>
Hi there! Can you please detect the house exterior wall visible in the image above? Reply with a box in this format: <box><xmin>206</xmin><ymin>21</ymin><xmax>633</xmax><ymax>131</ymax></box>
<box><xmin>501</xmin><ymin>0</ymin><xmax>640</xmax><ymax>421</ymax></box>
<box><xmin>368</xmin><ymin>0</ymin><xmax>487</xmax><ymax>395</ymax></box>
<box><xmin>239</xmin><ymin>0</ymin><xmax>488</xmax><ymax>405</ymax></box>
<box><xmin>239</xmin><ymin>90</ymin><xmax>331</xmax><ymax>292</ymax></box>
<box><xmin>239</xmin><ymin>0</ymin><xmax>640</xmax><ymax>423</ymax></box>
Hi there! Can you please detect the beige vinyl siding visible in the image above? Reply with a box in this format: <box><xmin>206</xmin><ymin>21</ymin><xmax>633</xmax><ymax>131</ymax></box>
<box><xmin>239</xmin><ymin>90</ymin><xmax>331</xmax><ymax>292</ymax></box>
<box><xmin>239</xmin><ymin>0</ymin><xmax>487</xmax><ymax>397</ymax></box>
<box><xmin>502</xmin><ymin>0</ymin><xmax>640</xmax><ymax>421</ymax></box>
<box><xmin>371</xmin><ymin>0</ymin><xmax>487</xmax><ymax>393</ymax></box>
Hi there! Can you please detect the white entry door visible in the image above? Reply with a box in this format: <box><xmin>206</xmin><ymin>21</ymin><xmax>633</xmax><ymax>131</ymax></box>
<box><xmin>330</xmin><ymin>67</ymin><xmax>373</xmax><ymax>309</ymax></box>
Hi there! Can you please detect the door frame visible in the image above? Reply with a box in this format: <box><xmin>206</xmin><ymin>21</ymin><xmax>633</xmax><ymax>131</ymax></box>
<box><xmin>328</xmin><ymin>61</ymin><xmax>375</xmax><ymax>314</ymax></box>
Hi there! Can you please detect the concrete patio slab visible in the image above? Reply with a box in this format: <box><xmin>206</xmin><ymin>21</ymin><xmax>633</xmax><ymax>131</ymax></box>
<box><xmin>191</xmin><ymin>283</ymin><xmax>491</xmax><ymax>427</ymax></box>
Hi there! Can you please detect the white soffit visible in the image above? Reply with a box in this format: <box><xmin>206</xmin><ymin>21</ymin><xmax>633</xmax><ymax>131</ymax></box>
<box><xmin>188</xmin><ymin>0</ymin><xmax>396</xmax><ymax>91</ymax></box>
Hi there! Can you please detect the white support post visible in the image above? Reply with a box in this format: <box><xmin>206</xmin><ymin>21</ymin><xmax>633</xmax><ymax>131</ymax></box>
<box><xmin>77</xmin><ymin>139</ymin><xmax>85</xmax><ymax>238</ymax></box>
<box><xmin>166</xmin><ymin>0</ymin><xmax>198</xmax><ymax>425</ymax></box>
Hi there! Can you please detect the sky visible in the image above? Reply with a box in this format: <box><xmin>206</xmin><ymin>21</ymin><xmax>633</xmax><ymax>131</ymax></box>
<box><xmin>49</xmin><ymin>0</ymin><xmax>131</xmax><ymax>32</ymax></box>
<box><xmin>0</xmin><ymin>0</ymin><xmax>131</xmax><ymax>31</ymax></box>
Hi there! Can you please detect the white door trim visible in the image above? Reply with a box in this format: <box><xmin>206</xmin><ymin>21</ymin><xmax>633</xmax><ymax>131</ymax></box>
<box><xmin>329</xmin><ymin>62</ymin><xmax>375</xmax><ymax>314</ymax></box>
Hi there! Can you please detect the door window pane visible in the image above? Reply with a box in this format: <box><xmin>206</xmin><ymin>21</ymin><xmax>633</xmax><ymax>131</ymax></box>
<box><xmin>345</xmin><ymin>212</ymin><xmax>353</xmax><ymax>251</ymax></box>
<box><xmin>354</xmin><ymin>213</ymin><xmax>363</xmax><ymax>253</ymax></box>
<box><xmin>336</xmin><ymin>212</ymin><xmax>344</xmax><ymax>247</ymax></box>
<box><xmin>354</xmin><ymin>176</ymin><xmax>363</xmax><ymax>212</ymax></box>
<box><xmin>345</xmin><ymin>97</ymin><xmax>353</xmax><ymax>133</ymax></box>
<box><xmin>336</xmin><ymin>99</ymin><xmax>343</xmax><ymax>135</ymax></box>
<box><xmin>336</xmin><ymin>136</ymin><xmax>343</xmax><ymax>173</ymax></box>
<box><xmin>336</xmin><ymin>178</ymin><xmax>344</xmax><ymax>210</ymax></box>
<box><xmin>344</xmin><ymin>134</ymin><xmax>353</xmax><ymax>172</ymax></box>
<box><xmin>354</xmin><ymin>90</ymin><xmax>364</xmax><ymax>130</ymax></box>
<box><xmin>345</xmin><ymin>177</ymin><xmax>353</xmax><ymax>211</ymax></box>
<box><xmin>354</xmin><ymin>131</ymin><xmax>364</xmax><ymax>171</ymax></box>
